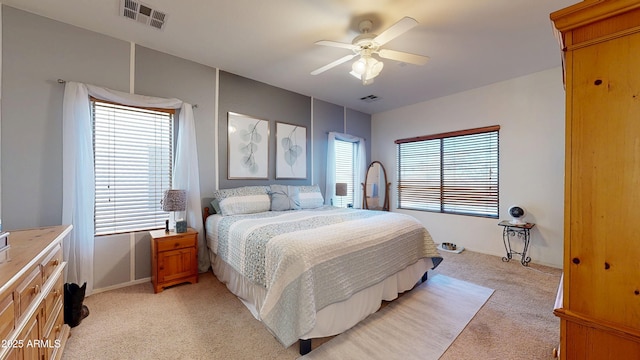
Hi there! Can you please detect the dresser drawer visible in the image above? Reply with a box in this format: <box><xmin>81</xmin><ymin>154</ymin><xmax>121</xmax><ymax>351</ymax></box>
<box><xmin>44</xmin><ymin>302</ymin><xmax>64</xmax><ymax>360</ymax></box>
<box><xmin>3</xmin><ymin>347</ymin><xmax>17</xmax><ymax>360</ymax></box>
<box><xmin>15</xmin><ymin>266</ymin><xmax>43</xmax><ymax>319</ymax></box>
<box><xmin>0</xmin><ymin>293</ymin><xmax>15</xmax><ymax>342</ymax></box>
<box><xmin>156</xmin><ymin>233</ymin><xmax>196</xmax><ymax>252</ymax></box>
<box><xmin>43</xmin><ymin>272</ymin><xmax>64</xmax><ymax>331</ymax></box>
<box><xmin>0</xmin><ymin>226</ymin><xmax>72</xmax><ymax>360</ymax></box>
<box><xmin>40</xmin><ymin>243</ymin><xmax>62</xmax><ymax>283</ymax></box>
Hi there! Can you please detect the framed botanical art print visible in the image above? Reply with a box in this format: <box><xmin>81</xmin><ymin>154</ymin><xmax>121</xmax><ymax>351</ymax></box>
<box><xmin>276</xmin><ymin>122</ymin><xmax>307</xmax><ymax>179</ymax></box>
<box><xmin>227</xmin><ymin>112</ymin><xmax>269</xmax><ymax>179</ymax></box>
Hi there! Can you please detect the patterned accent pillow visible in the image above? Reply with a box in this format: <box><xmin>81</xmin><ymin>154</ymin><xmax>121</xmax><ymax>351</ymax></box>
<box><xmin>269</xmin><ymin>185</ymin><xmax>301</xmax><ymax>211</ymax></box>
<box><xmin>298</xmin><ymin>185</ymin><xmax>324</xmax><ymax>209</ymax></box>
<box><xmin>213</xmin><ymin>186</ymin><xmax>270</xmax><ymax>216</ymax></box>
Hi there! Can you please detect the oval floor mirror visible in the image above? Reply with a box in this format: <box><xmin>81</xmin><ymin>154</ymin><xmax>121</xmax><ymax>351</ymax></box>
<box><xmin>362</xmin><ymin>161</ymin><xmax>390</xmax><ymax>211</ymax></box>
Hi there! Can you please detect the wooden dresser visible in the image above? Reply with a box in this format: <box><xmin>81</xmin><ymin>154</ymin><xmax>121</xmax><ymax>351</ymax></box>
<box><xmin>0</xmin><ymin>225</ymin><xmax>72</xmax><ymax>360</ymax></box>
<box><xmin>551</xmin><ymin>1</ymin><xmax>640</xmax><ymax>358</ymax></box>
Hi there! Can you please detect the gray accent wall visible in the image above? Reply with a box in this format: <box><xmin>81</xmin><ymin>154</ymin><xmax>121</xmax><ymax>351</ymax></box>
<box><xmin>94</xmin><ymin>234</ymin><xmax>131</xmax><ymax>289</ymax></box>
<box><xmin>134</xmin><ymin>231</ymin><xmax>151</xmax><ymax>280</ymax></box>
<box><xmin>133</xmin><ymin>46</ymin><xmax>218</xmax><ymax>283</ymax></box>
<box><xmin>1</xmin><ymin>5</ymin><xmax>371</xmax><ymax>291</ymax></box>
<box><xmin>134</xmin><ymin>45</ymin><xmax>218</xmax><ymax>199</ymax></box>
<box><xmin>312</xmin><ymin>99</ymin><xmax>344</xmax><ymax>196</ymax></box>
<box><xmin>312</xmin><ymin>100</ymin><xmax>372</xmax><ymax>200</ymax></box>
<box><xmin>1</xmin><ymin>6</ymin><xmax>130</xmax><ymax>230</ymax></box>
<box><xmin>346</xmin><ymin>108</ymin><xmax>372</xmax><ymax>164</ymax></box>
<box><xmin>217</xmin><ymin>71</ymin><xmax>312</xmax><ymax>189</ymax></box>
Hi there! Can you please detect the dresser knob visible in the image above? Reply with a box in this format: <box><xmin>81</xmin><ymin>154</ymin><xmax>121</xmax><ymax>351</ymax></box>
<box><xmin>175</xmin><ymin>242</ymin><xmax>180</xmax><ymax>248</ymax></box>
<box><xmin>572</xmin><ymin>258</ymin><xmax>580</xmax><ymax>265</ymax></box>
<box><xmin>53</xmin><ymin>259</ymin><xmax>59</xmax><ymax>266</ymax></box>
<box><xmin>33</xmin><ymin>284</ymin><xmax>40</xmax><ymax>294</ymax></box>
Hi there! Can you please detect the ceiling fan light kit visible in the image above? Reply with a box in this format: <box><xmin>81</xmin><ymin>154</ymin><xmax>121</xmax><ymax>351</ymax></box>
<box><xmin>350</xmin><ymin>54</ymin><xmax>384</xmax><ymax>85</ymax></box>
<box><xmin>311</xmin><ymin>16</ymin><xmax>429</xmax><ymax>85</ymax></box>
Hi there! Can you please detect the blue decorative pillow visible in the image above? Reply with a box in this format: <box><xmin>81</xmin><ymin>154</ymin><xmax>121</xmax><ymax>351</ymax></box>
<box><xmin>210</xmin><ymin>199</ymin><xmax>221</xmax><ymax>214</ymax></box>
<box><xmin>298</xmin><ymin>185</ymin><xmax>324</xmax><ymax>209</ymax></box>
<box><xmin>269</xmin><ymin>185</ymin><xmax>301</xmax><ymax>211</ymax></box>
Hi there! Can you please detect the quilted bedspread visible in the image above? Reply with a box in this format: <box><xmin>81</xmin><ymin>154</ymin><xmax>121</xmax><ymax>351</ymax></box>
<box><xmin>214</xmin><ymin>206</ymin><xmax>442</xmax><ymax>347</ymax></box>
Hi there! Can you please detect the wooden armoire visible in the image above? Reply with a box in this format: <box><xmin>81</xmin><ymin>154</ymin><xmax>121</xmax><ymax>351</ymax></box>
<box><xmin>551</xmin><ymin>1</ymin><xmax>640</xmax><ymax>358</ymax></box>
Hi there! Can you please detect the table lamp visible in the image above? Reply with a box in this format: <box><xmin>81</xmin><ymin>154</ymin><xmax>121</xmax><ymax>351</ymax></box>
<box><xmin>335</xmin><ymin>182</ymin><xmax>347</xmax><ymax>208</ymax></box>
<box><xmin>162</xmin><ymin>189</ymin><xmax>187</xmax><ymax>233</ymax></box>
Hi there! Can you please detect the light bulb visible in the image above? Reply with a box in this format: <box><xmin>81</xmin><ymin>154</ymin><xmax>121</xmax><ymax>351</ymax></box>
<box><xmin>369</xmin><ymin>60</ymin><xmax>383</xmax><ymax>77</ymax></box>
<box><xmin>352</xmin><ymin>58</ymin><xmax>367</xmax><ymax>75</ymax></box>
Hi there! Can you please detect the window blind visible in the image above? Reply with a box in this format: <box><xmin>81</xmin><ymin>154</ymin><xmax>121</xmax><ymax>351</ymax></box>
<box><xmin>396</xmin><ymin>126</ymin><xmax>499</xmax><ymax>217</ymax></box>
<box><xmin>335</xmin><ymin>139</ymin><xmax>355</xmax><ymax>207</ymax></box>
<box><xmin>92</xmin><ymin>100</ymin><xmax>174</xmax><ymax>235</ymax></box>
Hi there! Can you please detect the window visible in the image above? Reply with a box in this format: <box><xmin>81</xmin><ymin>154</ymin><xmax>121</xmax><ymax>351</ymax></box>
<box><xmin>396</xmin><ymin>125</ymin><xmax>499</xmax><ymax>217</ymax></box>
<box><xmin>92</xmin><ymin>99</ymin><xmax>174</xmax><ymax>235</ymax></box>
<box><xmin>335</xmin><ymin>139</ymin><xmax>355</xmax><ymax>207</ymax></box>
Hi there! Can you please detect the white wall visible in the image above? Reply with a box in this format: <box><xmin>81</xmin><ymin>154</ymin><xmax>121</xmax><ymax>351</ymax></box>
<box><xmin>372</xmin><ymin>67</ymin><xmax>565</xmax><ymax>268</ymax></box>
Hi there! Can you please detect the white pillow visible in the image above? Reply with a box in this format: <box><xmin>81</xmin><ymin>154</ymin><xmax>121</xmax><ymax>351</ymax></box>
<box><xmin>213</xmin><ymin>186</ymin><xmax>270</xmax><ymax>216</ymax></box>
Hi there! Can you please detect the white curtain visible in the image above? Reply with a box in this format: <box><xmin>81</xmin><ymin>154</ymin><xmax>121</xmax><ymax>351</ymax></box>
<box><xmin>172</xmin><ymin>104</ymin><xmax>207</xmax><ymax>272</ymax></box>
<box><xmin>62</xmin><ymin>82</ymin><xmax>205</xmax><ymax>295</ymax></box>
<box><xmin>325</xmin><ymin>132</ymin><xmax>367</xmax><ymax>208</ymax></box>
<box><xmin>62</xmin><ymin>83</ymin><xmax>95</xmax><ymax>294</ymax></box>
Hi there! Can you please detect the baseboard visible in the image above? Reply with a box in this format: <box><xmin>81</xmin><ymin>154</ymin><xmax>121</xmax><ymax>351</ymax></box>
<box><xmin>90</xmin><ymin>277</ymin><xmax>151</xmax><ymax>296</ymax></box>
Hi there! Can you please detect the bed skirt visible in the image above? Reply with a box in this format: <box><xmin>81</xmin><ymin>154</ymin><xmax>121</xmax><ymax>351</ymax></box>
<box><xmin>208</xmin><ymin>249</ymin><xmax>434</xmax><ymax>341</ymax></box>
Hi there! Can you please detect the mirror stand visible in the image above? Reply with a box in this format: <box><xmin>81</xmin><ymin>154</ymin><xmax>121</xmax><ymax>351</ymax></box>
<box><xmin>361</xmin><ymin>161</ymin><xmax>390</xmax><ymax>211</ymax></box>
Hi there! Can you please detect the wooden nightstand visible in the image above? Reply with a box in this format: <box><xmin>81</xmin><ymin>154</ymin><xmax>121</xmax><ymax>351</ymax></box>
<box><xmin>150</xmin><ymin>228</ymin><xmax>198</xmax><ymax>293</ymax></box>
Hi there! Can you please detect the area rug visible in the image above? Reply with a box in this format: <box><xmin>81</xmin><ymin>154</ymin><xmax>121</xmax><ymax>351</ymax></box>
<box><xmin>299</xmin><ymin>274</ymin><xmax>494</xmax><ymax>360</ymax></box>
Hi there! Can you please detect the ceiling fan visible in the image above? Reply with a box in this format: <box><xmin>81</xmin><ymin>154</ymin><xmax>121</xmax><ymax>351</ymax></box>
<box><xmin>311</xmin><ymin>16</ymin><xmax>429</xmax><ymax>85</ymax></box>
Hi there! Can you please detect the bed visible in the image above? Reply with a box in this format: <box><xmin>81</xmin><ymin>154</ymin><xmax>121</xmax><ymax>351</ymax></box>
<box><xmin>204</xmin><ymin>185</ymin><xmax>442</xmax><ymax>354</ymax></box>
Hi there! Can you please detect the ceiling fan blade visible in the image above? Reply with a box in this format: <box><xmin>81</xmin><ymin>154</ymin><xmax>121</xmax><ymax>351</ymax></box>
<box><xmin>311</xmin><ymin>54</ymin><xmax>357</xmax><ymax>75</ymax></box>
<box><xmin>378</xmin><ymin>49</ymin><xmax>429</xmax><ymax>65</ymax></box>
<box><xmin>315</xmin><ymin>40</ymin><xmax>357</xmax><ymax>50</ymax></box>
<box><xmin>373</xmin><ymin>17</ymin><xmax>418</xmax><ymax>46</ymax></box>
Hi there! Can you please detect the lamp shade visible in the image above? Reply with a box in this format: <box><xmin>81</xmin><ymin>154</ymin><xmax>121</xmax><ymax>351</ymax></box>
<box><xmin>335</xmin><ymin>183</ymin><xmax>348</xmax><ymax>197</ymax></box>
<box><xmin>162</xmin><ymin>190</ymin><xmax>187</xmax><ymax>211</ymax></box>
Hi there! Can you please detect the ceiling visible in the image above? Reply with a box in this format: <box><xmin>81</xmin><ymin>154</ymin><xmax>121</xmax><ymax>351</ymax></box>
<box><xmin>3</xmin><ymin>0</ymin><xmax>579</xmax><ymax>114</ymax></box>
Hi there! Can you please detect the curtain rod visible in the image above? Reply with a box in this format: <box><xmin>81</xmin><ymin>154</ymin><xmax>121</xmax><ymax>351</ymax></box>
<box><xmin>56</xmin><ymin>79</ymin><xmax>198</xmax><ymax>108</ymax></box>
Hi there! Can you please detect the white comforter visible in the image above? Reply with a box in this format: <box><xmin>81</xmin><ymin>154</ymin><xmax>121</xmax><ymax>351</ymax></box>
<box><xmin>207</xmin><ymin>206</ymin><xmax>442</xmax><ymax>347</ymax></box>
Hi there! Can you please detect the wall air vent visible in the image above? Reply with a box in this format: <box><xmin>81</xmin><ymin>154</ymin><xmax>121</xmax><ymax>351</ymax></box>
<box><xmin>360</xmin><ymin>95</ymin><xmax>380</xmax><ymax>103</ymax></box>
<box><xmin>119</xmin><ymin>0</ymin><xmax>168</xmax><ymax>30</ymax></box>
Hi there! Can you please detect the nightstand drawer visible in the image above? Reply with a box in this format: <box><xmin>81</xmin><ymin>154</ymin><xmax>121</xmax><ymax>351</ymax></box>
<box><xmin>156</xmin><ymin>233</ymin><xmax>196</xmax><ymax>252</ymax></box>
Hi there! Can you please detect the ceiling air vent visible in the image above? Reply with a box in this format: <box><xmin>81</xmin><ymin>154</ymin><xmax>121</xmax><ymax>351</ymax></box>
<box><xmin>119</xmin><ymin>0</ymin><xmax>168</xmax><ymax>30</ymax></box>
<box><xmin>360</xmin><ymin>95</ymin><xmax>380</xmax><ymax>103</ymax></box>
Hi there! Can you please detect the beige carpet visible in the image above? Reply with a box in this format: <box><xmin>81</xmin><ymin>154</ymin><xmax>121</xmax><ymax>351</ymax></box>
<box><xmin>62</xmin><ymin>250</ymin><xmax>561</xmax><ymax>359</ymax></box>
<box><xmin>299</xmin><ymin>275</ymin><xmax>493</xmax><ymax>360</ymax></box>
